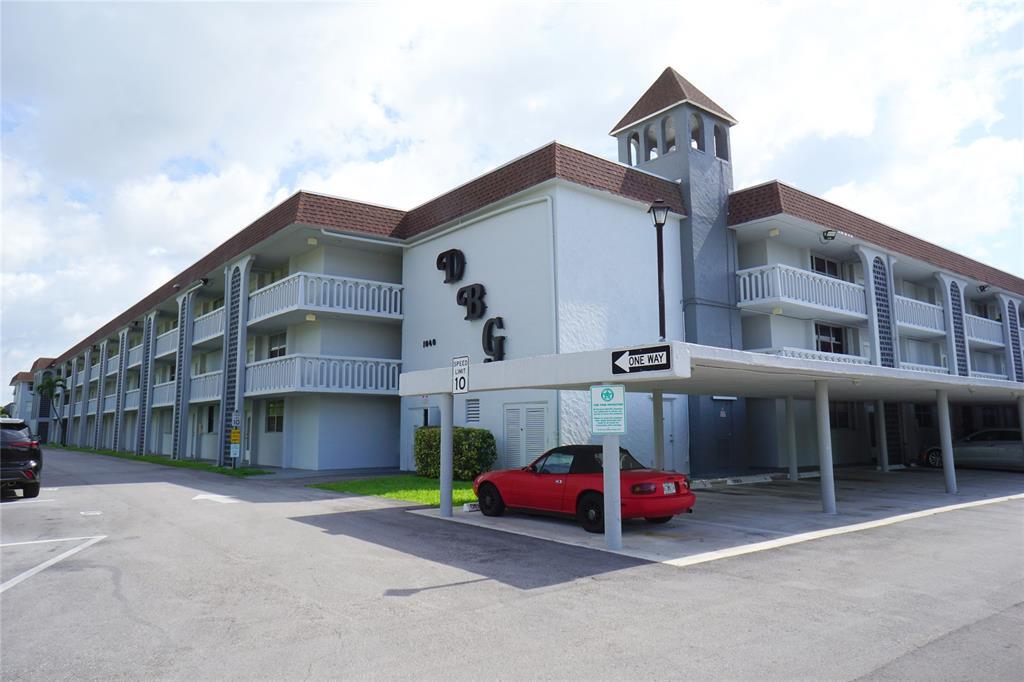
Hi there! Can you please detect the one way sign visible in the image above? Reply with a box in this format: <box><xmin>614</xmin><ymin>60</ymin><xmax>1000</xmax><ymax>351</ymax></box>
<box><xmin>611</xmin><ymin>344</ymin><xmax>672</xmax><ymax>374</ymax></box>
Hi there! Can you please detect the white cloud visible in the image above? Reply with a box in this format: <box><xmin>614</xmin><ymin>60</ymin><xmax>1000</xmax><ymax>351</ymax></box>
<box><xmin>1</xmin><ymin>1</ymin><xmax>1021</xmax><ymax>400</ymax></box>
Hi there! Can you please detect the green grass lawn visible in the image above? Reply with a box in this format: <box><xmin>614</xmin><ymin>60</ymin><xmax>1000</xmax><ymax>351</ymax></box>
<box><xmin>49</xmin><ymin>444</ymin><xmax>272</xmax><ymax>478</ymax></box>
<box><xmin>309</xmin><ymin>475</ymin><xmax>478</xmax><ymax>507</ymax></box>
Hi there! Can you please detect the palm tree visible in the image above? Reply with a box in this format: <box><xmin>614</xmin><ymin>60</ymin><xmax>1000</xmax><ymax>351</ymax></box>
<box><xmin>35</xmin><ymin>374</ymin><xmax>67</xmax><ymax>443</ymax></box>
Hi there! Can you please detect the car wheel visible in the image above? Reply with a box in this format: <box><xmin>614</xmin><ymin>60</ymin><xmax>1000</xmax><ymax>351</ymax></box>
<box><xmin>577</xmin><ymin>492</ymin><xmax>604</xmax><ymax>533</ymax></box>
<box><xmin>645</xmin><ymin>516</ymin><xmax>673</xmax><ymax>524</ymax></box>
<box><xmin>926</xmin><ymin>449</ymin><xmax>943</xmax><ymax>468</ymax></box>
<box><xmin>477</xmin><ymin>483</ymin><xmax>505</xmax><ymax>517</ymax></box>
<box><xmin>21</xmin><ymin>483</ymin><xmax>40</xmax><ymax>499</ymax></box>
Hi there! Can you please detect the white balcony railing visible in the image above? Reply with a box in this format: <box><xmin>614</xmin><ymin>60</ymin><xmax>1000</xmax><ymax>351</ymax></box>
<box><xmin>127</xmin><ymin>345</ymin><xmax>143</xmax><ymax>367</ymax></box>
<box><xmin>152</xmin><ymin>381</ymin><xmax>175</xmax><ymax>406</ymax></box>
<box><xmin>736</xmin><ymin>264</ymin><xmax>867</xmax><ymax>317</ymax></box>
<box><xmin>245</xmin><ymin>354</ymin><xmax>401</xmax><ymax>396</ymax></box>
<box><xmin>106</xmin><ymin>355</ymin><xmax>119</xmax><ymax>375</ymax></box>
<box><xmin>248</xmin><ymin>273</ymin><xmax>403</xmax><ymax>324</ymax></box>
<box><xmin>87</xmin><ymin>397</ymin><xmax>98</xmax><ymax>414</ymax></box>
<box><xmin>124</xmin><ymin>389</ymin><xmax>140</xmax><ymax>410</ymax></box>
<box><xmin>90</xmin><ymin>363</ymin><xmax>100</xmax><ymax>379</ymax></box>
<box><xmin>155</xmin><ymin>329</ymin><xmax>178</xmax><ymax>357</ymax></box>
<box><xmin>103</xmin><ymin>394</ymin><xmax>116</xmax><ymax>412</ymax></box>
<box><xmin>749</xmin><ymin>346</ymin><xmax>872</xmax><ymax>365</ymax></box>
<box><xmin>70</xmin><ymin>403</ymin><xmax>79</xmax><ymax>418</ymax></box>
<box><xmin>190</xmin><ymin>371</ymin><xmax>222</xmax><ymax>403</ymax></box>
<box><xmin>76</xmin><ymin>372</ymin><xmax>84</xmax><ymax>387</ymax></box>
<box><xmin>965</xmin><ymin>314</ymin><xmax>1003</xmax><ymax>345</ymax></box>
<box><xmin>895</xmin><ymin>295</ymin><xmax>945</xmax><ymax>334</ymax></box>
<box><xmin>902</xmin><ymin>362</ymin><xmax>948</xmax><ymax>375</ymax></box>
<box><xmin>193</xmin><ymin>308</ymin><xmax>224</xmax><ymax>343</ymax></box>
<box><xmin>972</xmin><ymin>370</ymin><xmax>1008</xmax><ymax>381</ymax></box>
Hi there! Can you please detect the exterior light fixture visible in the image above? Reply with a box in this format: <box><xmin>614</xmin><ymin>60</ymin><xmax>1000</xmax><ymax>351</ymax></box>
<box><xmin>648</xmin><ymin>199</ymin><xmax>670</xmax><ymax>341</ymax></box>
<box><xmin>307</xmin><ymin>237</ymin><xmax>318</xmax><ymax>246</ymax></box>
<box><xmin>821</xmin><ymin>229</ymin><xmax>838</xmax><ymax>242</ymax></box>
<box><xmin>768</xmin><ymin>228</ymin><xmax>780</xmax><ymax>237</ymax></box>
<box><xmin>305</xmin><ymin>313</ymin><xmax>317</xmax><ymax>322</ymax></box>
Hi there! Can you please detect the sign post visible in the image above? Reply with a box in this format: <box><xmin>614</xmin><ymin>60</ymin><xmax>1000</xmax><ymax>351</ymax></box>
<box><xmin>452</xmin><ymin>356</ymin><xmax>469</xmax><ymax>394</ymax></box>
<box><xmin>590</xmin><ymin>384</ymin><xmax>625</xmax><ymax>550</ymax></box>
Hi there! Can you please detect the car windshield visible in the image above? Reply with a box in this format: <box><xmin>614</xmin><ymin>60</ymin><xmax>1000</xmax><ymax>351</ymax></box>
<box><xmin>0</xmin><ymin>426</ymin><xmax>32</xmax><ymax>442</ymax></box>
<box><xmin>592</xmin><ymin>449</ymin><xmax>647</xmax><ymax>471</ymax></box>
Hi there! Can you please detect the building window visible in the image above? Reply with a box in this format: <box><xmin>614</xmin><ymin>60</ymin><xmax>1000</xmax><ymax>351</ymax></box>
<box><xmin>829</xmin><ymin>402</ymin><xmax>855</xmax><ymax>429</ymax></box>
<box><xmin>268</xmin><ymin>333</ymin><xmax>287</xmax><ymax>359</ymax></box>
<box><xmin>206</xmin><ymin>405</ymin><xmax>216</xmax><ymax>433</ymax></box>
<box><xmin>811</xmin><ymin>255</ymin><xmax>841</xmax><ymax>279</ymax></box>
<box><xmin>714</xmin><ymin>124</ymin><xmax>729</xmax><ymax>160</ymax></box>
<box><xmin>661</xmin><ymin>116</ymin><xmax>676</xmax><ymax>153</ymax></box>
<box><xmin>815</xmin><ymin>323</ymin><xmax>846</xmax><ymax>355</ymax></box>
<box><xmin>266</xmin><ymin>400</ymin><xmax>284</xmax><ymax>433</ymax></box>
<box><xmin>246</xmin><ymin>338</ymin><xmax>256</xmax><ymax>364</ymax></box>
<box><xmin>914</xmin><ymin>404</ymin><xmax>934</xmax><ymax>428</ymax></box>
<box><xmin>465</xmin><ymin>398</ymin><xmax>480</xmax><ymax>423</ymax></box>
<box><xmin>690</xmin><ymin>113</ymin><xmax>705</xmax><ymax>151</ymax></box>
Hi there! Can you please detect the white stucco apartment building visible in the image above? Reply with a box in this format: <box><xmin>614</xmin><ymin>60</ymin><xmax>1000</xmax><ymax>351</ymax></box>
<box><xmin>17</xmin><ymin>68</ymin><xmax>1024</xmax><ymax>476</ymax></box>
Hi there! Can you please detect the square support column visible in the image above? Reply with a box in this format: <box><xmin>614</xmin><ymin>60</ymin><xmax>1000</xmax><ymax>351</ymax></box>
<box><xmin>439</xmin><ymin>392</ymin><xmax>454</xmax><ymax>518</ymax></box>
<box><xmin>652</xmin><ymin>390</ymin><xmax>665</xmax><ymax>470</ymax></box>
<box><xmin>875</xmin><ymin>400</ymin><xmax>889</xmax><ymax>472</ymax></box>
<box><xmin>785</xmin><ymin>396</ymin><xmax>798</xmax><ymax>481</ymax></box>
<box><xmin>814</xmin><ymin>380</ymin><xmax>837</xmax><ymax>514</ymax></box>
<box><xmin>602</xmin><ymin>434</ymin><xmax>622</xmax><ymax>550</ymax></box>
<box><xmin>936</xmin><ymin>390</ymin><xmax>958</xmax><ymax>494</ymax></box>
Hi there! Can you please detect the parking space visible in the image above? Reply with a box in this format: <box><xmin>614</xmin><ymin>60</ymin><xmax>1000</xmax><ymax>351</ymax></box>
<box><xmin>412</xmin><ymin>468</ymin><xmax>1024</xmax><ymax>565</ymax></box>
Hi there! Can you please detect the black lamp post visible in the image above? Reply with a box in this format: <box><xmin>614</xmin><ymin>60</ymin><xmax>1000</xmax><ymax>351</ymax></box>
<box><xmin>648</xmin><ymin>199</ymin><xmax>670</xmax><ymax>341</ymax></box>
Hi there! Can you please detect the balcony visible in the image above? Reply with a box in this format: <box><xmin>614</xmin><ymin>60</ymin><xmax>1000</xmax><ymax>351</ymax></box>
<box><xmin>152</xmin><ymin>381</ymin><xmax>175</xmax><ymax>407</ymax></box>
<box><xmin>103</xmin><ymin>394</ymin><xmax>116</xmax><ymax>412</ymax></box>
<box><xmin>70</xmin><ymin>403</ymin><xmax>79</xmax><ymax>418</ymax></box>
<box><xmin>971</xmin><ymin>370</ymin><xmax>1009</xmax><ymax>381</ymax></box>
<box><xmin>190</xmin><ymin>371</ymin><xmax>222</xmax><ymax>403</ymax></box>
<box><xmin>124</xmin><ymin>389</ymin><xmax>140</xmax><ymax>411</ymax></box>
<box><xmin>90</xmin><ymin>363</ymin><xmax>100</xmax><ymax>380</ymax></box>
<box><xmin>193</xmin><ymin>308</ymin><xmax>224</xmax><ymax>345</ymax></box>
<box><xmin>737</xmin><ymin>264</ymin><xmax>867</xmax><ymax>322</ymax></box>
<box><xmin>895</xmin><ymin>296</ymin><xmax>945</xmax><ymax>338</ymax></box>
<box><xmin>88</xmin><ymin>397</ymin><xmax>98</xmax><ymax>415</ymax></box>
<box><xmin>155</xmin><ymin>329</ymin><xmax>178</xmax><ymax>358</ymax></box>
<box><xmin>902</xmin><ymin>361</ymin><xmax>948</xmax><ymax>375</ymax></box>
<box><xmin>749</xmin><ymin>346</ymin><xmax>872</xmax><ymax>365</ymax></box>
<box><xmin>245</xmin><ymin>354</ymin><xmax>401</xmax><ymax>396</ymax></box>
<box><xmin>965</xmin><ymin>314</ymin><xmax>1003</xmax><ymax>348</ymax></box>
<box><xmin>127</xmin><ymin>344</ymin><xmax>143</xmax><ymax>367</ymax></box>
<box><xmin>248</xmin><ymin>273</ymin><xmax>403</xmax><ymax>330</ymax></box>
<box><xmin>106</xmin><ymin>354</ymin><xmax>119</xmax><ymax>375</ymax></box>
<box><xmin>76</xmin><ymin>373</ymin><xmax>84</xmax><ymax>387</ymax></box>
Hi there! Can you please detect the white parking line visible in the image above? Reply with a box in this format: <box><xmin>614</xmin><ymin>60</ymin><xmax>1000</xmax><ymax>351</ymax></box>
<box><xmin>0</xmin><ymin>499</ymin><xmax>57</xmax><ymax>506</ymax></box>
<box><xmin>0</xmin><ymin>535</ymin><xmax>106</xmax><ymax>594</ymax></box>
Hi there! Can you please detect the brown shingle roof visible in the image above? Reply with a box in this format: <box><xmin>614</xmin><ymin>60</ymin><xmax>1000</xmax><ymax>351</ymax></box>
<box><xmin>9</xmin><ymin>371</ymin><xmax>34</xmax><ymax>386</ymax></box>
<box><xmin>53</xmin><ymin>143</ymin><xmax>684</xmax><ymax>365</ymax></box>
<box><xmin>30</xmin><ymin>357</ymin><xmax>55</xmax><ymax>371</ymax></box>
<box><xmin>728</xmin><ymin>181</ymin><xmax>1024</xmax><ymax>296</ymax></box>
<box><xmin>610</xmin><ymin>67</ymin><xmax>737</xmax><ymax>135</ymax></box>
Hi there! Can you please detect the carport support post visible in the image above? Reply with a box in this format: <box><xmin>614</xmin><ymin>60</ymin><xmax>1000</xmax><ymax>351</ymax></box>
<box><xmin>1017</xmin><ymin>396</ymin><xmax>1024</xmax><ymax>452</ymax></box>
<box><xmin>875</xmin><ymin>400</ymin><xmax>890</xmax><ymax>473</ymax></box>
<box><xmin>936</xmin><ymin>390</ymin><xmax>957</xmax><ymax>494</ymax></box>
<box><xmin>602</xmin><ymin>434</ymin><xmax>623</xmax><ymax>550</ymax></box>
<box><xmin>439</xmin><ymin>392</ymin><xmax>454</xmax><ymax>518</ymax></box>
<box><xmin>652</xmin><ymin>390</ymin><xmax>665</xmax><ymax>470</ymax></box>
<box><xmin>785</xmin><ymin>396</ymin><xmax>798</xmax><ymax>481</ymax></box>
<box><xmin>814</xmin><ymin>381</ymin><xmax>837</xmax><ymax>514</ymax></box>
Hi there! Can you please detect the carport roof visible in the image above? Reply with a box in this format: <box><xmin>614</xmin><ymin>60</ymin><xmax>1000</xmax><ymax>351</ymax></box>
<box><xmin>399</xmin><ymin>342</ymin><xmax>1024</xmax><ymax>404</ymax></box>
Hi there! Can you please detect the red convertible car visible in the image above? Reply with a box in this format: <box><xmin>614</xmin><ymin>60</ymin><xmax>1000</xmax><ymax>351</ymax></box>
<box><xmin>473</xmin><ymin>445</ymin><xmax>696</xmax><ymax>533</ymax></box>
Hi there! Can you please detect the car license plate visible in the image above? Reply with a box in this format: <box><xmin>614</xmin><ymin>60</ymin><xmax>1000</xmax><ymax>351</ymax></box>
<box><xmin>662</xmin><ymin>482</ymin><xmax>676</xmax><ymax>495</ymax></box>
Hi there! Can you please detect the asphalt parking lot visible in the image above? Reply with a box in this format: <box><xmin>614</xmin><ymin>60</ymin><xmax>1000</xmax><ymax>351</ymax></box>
<box><xmin>2</xmin><ymin>448</ymin><xmax>1022</xmax><ymax>681</ymax></box>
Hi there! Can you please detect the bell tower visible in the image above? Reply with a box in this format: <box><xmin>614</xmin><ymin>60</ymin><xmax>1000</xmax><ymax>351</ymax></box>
<box><xmin>611</xmin><ymin>68</ymin><xmax>745</xmax><ymax>475</ymax></box>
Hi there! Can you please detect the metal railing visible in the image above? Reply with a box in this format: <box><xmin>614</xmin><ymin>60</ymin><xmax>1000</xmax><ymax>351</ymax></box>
<box><xmin>90</xmin><ymin>363</ymin><xmax>100</xmax><ymax>379</ymax></box>
<box><xmin>103</xmin><ymin>394</ymin><xmax>116</xmax><ymax>412</ymax></box>
<box><xmin>154</xmin><ymin>329</ymin><xmax>178</xmax><ymax>357</ymax></box>
<box><xmin>87</xmin><ymin>397</ymin><xmax>98</xmax><ymax>414</ymax></box>
<box><xmin>901</xmin><ymin>361</ymin><xmax>948</xmax><ymax>375</ymax></box>
<box><xmin>965</xmin><ymin>314</ymin><xmax>1003</xmax><ymax>345</ymax></box>
<box><xmin>895</xmin><ymin>295</ymin><xmax>945</xmax><ymax>333</ymax></box>
<box><xmin>748</xmin><ymin>346</ymin><xmax>872</xmax><ymax>365</ymax></box>
<box><xmin>245</xmin><ymin>354</ymin><xmax>401</xmax><ymax>395</ymax></box>
<box><xmin>972</xmin><ymin>370</ymin><xmax>1008</xmax><ymax>381</ymax></box>
<box><xmin>248</xmin><ymin>272</ymin><xmax>404</xmax><ymax>324</ymax></box>
<box><xmin>190</xmin><ymin>371</ymin><xmax>223</xmax><ymax>403</ymax></box>
<box><xmin>193</xmin><ymin>307</ymin><xmax>224</xmax><ymax>343</ymax></box>
<box><xmin>127</xmin><ymin>345</ymin><xmax>143</xmax><ymax>367</ymax></box>
<box><xmin>151</xmin><ymin>381</ymin><xmax>175</xmax><ymax>406</ymax></box>
<box><xmin>124</xmin><ymin>388</ymin><xmax>140</xmax><ymax>410</ymax></box>
<box><xmin>736</xmin><ymin>264</ymin><xmax>867</xmax><ymax>316</ymax></box>
<box><xmin>106</xmin><ymin>354</ymin><xmax>119</xmax><ymax>375</ymax></box>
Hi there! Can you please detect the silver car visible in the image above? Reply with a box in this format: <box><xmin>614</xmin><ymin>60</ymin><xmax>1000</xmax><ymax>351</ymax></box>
<box><xmin>923</xmin><ymin>429</ymin><xmax>1024</xmax><ymax>471</ymax></box>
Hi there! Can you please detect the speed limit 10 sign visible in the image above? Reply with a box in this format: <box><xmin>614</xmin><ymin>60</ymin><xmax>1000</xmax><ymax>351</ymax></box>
<box><xmin>452</xmin><ymin>356</ymin><xmax>469</xmax><ymax>394</ymax></box>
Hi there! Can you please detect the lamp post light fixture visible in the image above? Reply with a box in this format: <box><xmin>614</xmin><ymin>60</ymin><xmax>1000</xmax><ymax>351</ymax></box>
<box><xmin>648</xmin><ymin>199</ymin><xmax>670</xmax><ymax>341</ymax></box>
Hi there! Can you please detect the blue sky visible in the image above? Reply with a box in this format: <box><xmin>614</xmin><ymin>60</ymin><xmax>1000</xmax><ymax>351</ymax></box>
<box><xmin>1</xmin><ymin>1</ymin><xmax>1022</xmax><ymax>401</ymax></box>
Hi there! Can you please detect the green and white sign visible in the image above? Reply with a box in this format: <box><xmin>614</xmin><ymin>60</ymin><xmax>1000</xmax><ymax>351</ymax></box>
<box><xmin>590</xmin><ymin>384</ymin><xmax>626</xmax><ymax>435</ymax></box>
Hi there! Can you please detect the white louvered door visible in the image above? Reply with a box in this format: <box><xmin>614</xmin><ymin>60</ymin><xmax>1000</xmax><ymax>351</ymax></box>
<box><xmin>503</xmin><ymin>403</ymin><xmax>547</xmax><ymax>468</ymax></box>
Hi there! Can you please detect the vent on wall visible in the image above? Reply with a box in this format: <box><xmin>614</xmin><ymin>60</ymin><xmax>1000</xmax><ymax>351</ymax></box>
<box><xmin>465</xmin><ymin>398</ymin><xmax>480</xmax><ymax>423</ymax></box>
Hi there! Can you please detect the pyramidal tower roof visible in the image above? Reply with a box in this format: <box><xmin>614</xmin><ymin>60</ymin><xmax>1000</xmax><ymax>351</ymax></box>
<box><xmin>610</xmin><ymin>67</ymin><xmax>737</xmax><ymax>135</ymax></box>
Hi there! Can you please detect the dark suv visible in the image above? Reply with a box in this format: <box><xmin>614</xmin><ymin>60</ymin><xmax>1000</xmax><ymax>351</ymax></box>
<box><xmin>1</xmin><ymin>418</ymin><xmax>42</xmax><ymax>498</ymax></box>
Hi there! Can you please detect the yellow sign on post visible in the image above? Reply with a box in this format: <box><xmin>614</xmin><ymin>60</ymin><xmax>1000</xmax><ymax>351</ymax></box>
<box><xmin>230</xmin><ymin>428</ymin><xmax>241</xmax><ymax>444</ymax></box>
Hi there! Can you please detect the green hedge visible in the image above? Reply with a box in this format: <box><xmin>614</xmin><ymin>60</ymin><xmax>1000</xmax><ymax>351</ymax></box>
<box><xmin>414</xmin><ymin>426</ymin><xmax>497</xmax><ymax>480</ymax></box>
